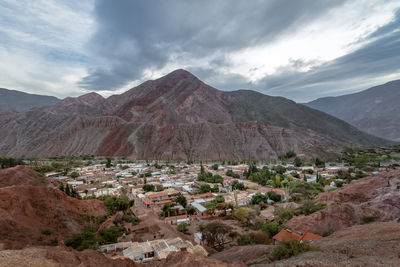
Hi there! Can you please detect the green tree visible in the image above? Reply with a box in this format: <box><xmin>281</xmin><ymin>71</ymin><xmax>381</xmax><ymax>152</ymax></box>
<box><xmin>232</xmin><ymin>180</ymin><xmax>245</xmax><ymax>190</ymax></box>
<box><xmin>251</xmin><ymin>193</ymin><xmax>268</xmax><ymax>205</ymax></box>
<box><xmin>105</xmin><ymin>157</ymin><xmax>112</xmax><ymax>168</ymax></box>
<box><xmin>199</xmin><ymin>184</ymin><xmax>212</xmax><ymax>193</ymax></box>
<box><xmin>175</xmin><ymin>194</ymin><xmax>187</xmax><ymax>208</ymax></box>
<box><xmin>200</xmin><ymin>221</ymin><xmax>233</xmax><ymax>251</ymax></box>
<box><xmin>70</xmin><ymin>172</ymin><xmax>79</xmax><ymax>178</ymax></box>
<box><xmin>142</xmin><ymin>184</ymin><xmax>155</xmax><ymax>192</ymax></box>
<box><xmin>212</xmin><ymin>164</ymin><xmax>219</xmax><ymax>170</ymax></box>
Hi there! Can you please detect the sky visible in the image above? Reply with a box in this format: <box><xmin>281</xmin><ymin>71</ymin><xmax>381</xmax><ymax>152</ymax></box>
<box><xmin>0</xmin><ymin>0</ymin><xmax>399</xmax><ymax>102</ymax></box>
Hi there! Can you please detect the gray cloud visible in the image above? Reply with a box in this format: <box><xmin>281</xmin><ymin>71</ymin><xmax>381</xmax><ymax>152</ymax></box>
<box><xmin>79</xmin><ymin>0</ymin><xmax>346</xmax><ymax>91</ymax></box>
<box><xmin>251</xmin><ymin>9</ymin><xmax>400</xmax><ymax>102</ymax></box>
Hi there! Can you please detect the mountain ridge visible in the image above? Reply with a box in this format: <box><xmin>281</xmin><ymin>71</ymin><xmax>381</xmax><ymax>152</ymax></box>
<box><xmin>0</xmin><ymin>88</ymin><xmax>60</xmax><ymax>111</ymax></box>
<box><xmin>305</xmin><ymin>79</ymin><xmax>400</xmax><ymax>141</ymax></box>
<box><xmin>0</xmin><ymin>70</ymin><xmax>393</xmax><ymax>159</ymax></box>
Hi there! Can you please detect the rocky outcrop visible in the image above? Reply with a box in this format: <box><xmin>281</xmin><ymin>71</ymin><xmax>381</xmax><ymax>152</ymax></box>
<box><xmin>0</xmin><ymin>69</ymin><xmax>392</xmax><ymax>160</ymax></box>
<box><xmin>287</xmin><ymin>170</ymin><xmax>400</xmax><ymax>234</ymax></box>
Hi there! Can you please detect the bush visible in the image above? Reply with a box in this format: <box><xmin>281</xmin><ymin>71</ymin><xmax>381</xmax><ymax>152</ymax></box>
<box><xmin>65</xmin><ymin>228</ymin><xmax>99</xmax><ymax>251</ymax></box>
<box><xmin>237</xmin><ymin>232</ymin><xmax>271</xmax><ymax>246</ymax></box>
<box><xmin>361</xmin><ymin>215</ymin><xmax>378</xmax><ymax>224</ymax></box>
<box><xmin>267</xmin><ymin>191</ymin><xmax>282</xmax><ymax>202</ymax></box>
<box><xmin>177</xmin><ymin>223</ymin><xmax>188</xmax><ymax>233</ymax></box>
<box><xmin>99</xmin><ymin>227</ymin><xmax>123</xmax><ymax>244</ymax></box>
<box><xmin>251</xmin><ymin>192</ymin><xmax>268</xmax><ymax>205</ymax></box>
<box><xmin>261</xmin><ymin>221</ymin><xmax>281</xmax><ymax>238</ymax></box>
<box><xmin>270</xmin><ymin>240</ymin><xmax>313</xmax><ymax>261</ymax></box>
<box><xmin>122</xmin><ymin>214</ymin><xmax>140</xmax><ymax>225</ymax></box>
<box><xmin>40</xmin><ymin>227</ymin><xmax>53</xmax><ymax>235</ymax></box>
<box><xmin>212</xmin><ymin>164</ymin><xmax>219</xmax><ymax>170</ymax></box>
<box><xmin>237</xmin><ymin>234</ymin><xmax>253</xmax><ymax>245</ymax></box>
<box><xmin>274</xmin><ymin>208</ymin><xmax>294</xmax><ymax>224</ymax></box>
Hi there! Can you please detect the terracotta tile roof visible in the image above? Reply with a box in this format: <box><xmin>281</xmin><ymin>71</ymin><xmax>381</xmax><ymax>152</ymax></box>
<box><xmin>154</xmin><ymin>199</ymin><xmax>172</xmax><ymax>205</ymax></box>
<box><xmin>301</xmin><ymin>231</ymin><xmax>323</xmax><ymax>242</ymax></box>
<box><xmin>142</xmin><ymin>198</ymin><xmax>154</xmax><ymax>205</ymax></box>
<box><xmin>148</xmin><ymin>192</ymin><xmax>168</xmax><ymax>199</ymax></box>
<box><xmin>273</xmin><ymin>229</ymin><xmax>302</xmax><ymax>242</ymax></box>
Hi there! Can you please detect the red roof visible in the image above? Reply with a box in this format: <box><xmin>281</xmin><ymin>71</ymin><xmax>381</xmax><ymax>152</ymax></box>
<box><xmin>142</xmin><ymin>198</ymin><xmax>154</xmax><ymax>205</ymax></box>
<box><xmin>154</xmin><ymin>199</ymin><xmax>171</xmax><ymax>205</ymax></box>
<box><xmin>273</xmin><ymin>229</ymin><xmax>302</xmax><ymax>242</ymax></box>
<box><xmin>148</xmin><ymin>192</ymin><xmax>167</xmax><ymax>199</ymax></box>
<box><xmin>301</xmin><ymin>231</ymin><xmax>323</xmax><ymax>242</ymax></box>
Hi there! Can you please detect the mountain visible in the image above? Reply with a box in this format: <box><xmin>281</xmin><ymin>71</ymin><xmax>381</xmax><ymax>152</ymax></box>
<box><xmin>305</xmin><ymin>80</ymin><xmax>400</xmax><ymax>141</ymax></box>
<box><xmin>0</xmin><ymin>88</ymin><xmax>60</xmax><ymax>111</ymax></box>
<box><xmin>0</xmin><ymin>69</ymin><xmax>392</xmax><ymax>160</ymax></box>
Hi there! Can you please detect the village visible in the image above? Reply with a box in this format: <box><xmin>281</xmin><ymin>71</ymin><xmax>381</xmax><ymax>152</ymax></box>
<box><xmin>40</xmin><ymin>149</ymin><xmax>400</xmax><ymax>264</ymax></box>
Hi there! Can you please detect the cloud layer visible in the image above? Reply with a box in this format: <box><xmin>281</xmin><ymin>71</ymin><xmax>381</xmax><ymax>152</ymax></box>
<box><xmin>0</xmin><ymin>0</ymin><xmax>399</xmax><ymax>101</ymax></box>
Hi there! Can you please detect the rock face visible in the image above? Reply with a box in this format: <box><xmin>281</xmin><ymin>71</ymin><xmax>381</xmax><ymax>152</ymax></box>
<box><xmin>287</xmin><ymin>170</ymin><xmax>400</xmax><ymax>235</ymax></box>
<box><xmin>0</xmin><ymin>88</ymin><xmax>60</xmax><ymax>111</ymax></box>
<box><xmin>0</xmin><ymin>69</ymin><xmax>391</xmax><ymax>160</ymax></box>
<box><xmin>305</xmin><ymin>79</ymin><xmax>400</xmax><ymax>141</ymax></box>
<box><xmin>0</xmin><ymin>166</ymin><xmax>106</xmax><ymax>249</ymax></box>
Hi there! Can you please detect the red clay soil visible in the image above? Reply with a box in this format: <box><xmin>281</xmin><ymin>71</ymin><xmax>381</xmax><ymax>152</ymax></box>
<box><xmin>0</xmin><ymin>166</ymin><xmax>106</xmax><ymax>249</ymax></box>
<box><xmin>0</xmin><ymin>246</ymin><xmax>136</xmax><ymax>267</ymax></box>
<box><xmin>288</xmin><ymin>170</ymin><xmax>400</xmax><ymax>235</ymax></box>
<box><xmin>0</xmin><ymin>165</ymin><xmax>50</xmax><ymax>187</ymax></box>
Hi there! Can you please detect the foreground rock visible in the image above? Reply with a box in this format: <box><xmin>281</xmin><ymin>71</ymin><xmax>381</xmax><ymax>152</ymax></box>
<box><xmin>288</xmin><ymin>170</ymin><xmax>400</xmax><ymax>234</ymax></box>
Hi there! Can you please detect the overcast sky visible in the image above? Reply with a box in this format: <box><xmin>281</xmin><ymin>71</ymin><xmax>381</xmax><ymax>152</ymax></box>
<box><xmin>0</xmin><ymin>0</ymin><xmax>399</xmax><ymax>102</ymax></box>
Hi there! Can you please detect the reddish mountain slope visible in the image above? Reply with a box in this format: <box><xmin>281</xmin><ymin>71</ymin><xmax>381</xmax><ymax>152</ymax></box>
<box><xmin>0</xmin><ymin>166</ymin><xmax>106</xmax><ymax>249</ymax></box>
<box><xmin>0</xmin><ymin>69</ymin><xmax>391</xmax><ymax>160</ymax></box>
<box><xmin>287</xmin><ymin>170</ymin><xmax>400</xmax><ymax>235</ymax></box>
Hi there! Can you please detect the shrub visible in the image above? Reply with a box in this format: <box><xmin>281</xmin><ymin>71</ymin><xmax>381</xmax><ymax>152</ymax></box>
<box><xmin>177</xmin><ymin>223</ymin><xmax>188</xmax><ymax>233</ymax></box>
<box><xmin>99</xmin><ymin>227</ymin><xmax>123</xmax><ymax>244</ymax></box>
<box><xmin>122</xmin><ymin>214</ymin><xmax>140</xmax><ymax>225</ymax></box>
<box><xmin>237</xmin><ymin>234</ymin><xmax>253</xmax><ymax>245</ymax></box>
<box><xmin>40</xmin><ymin>227</ymin><xmax>53</xmax><ymax>235</ymax></box>
<box><xmin>261</xmin><ymin>221</ymin><xmax>281</xmax><ymax>238</ymax></box>
<box><xmin>267</xmin><ymin>191</ymin><xmax>282</xmax><ymax>202</ymax></box>
<box><xmin>270</xmin><ymin>240</ymin><xmax>313</xmax><ymax>261</ymax></box>
<box><xmin>361</xmin><ymin>215</ymin><xmax>378</xmax><ymax>224</ymax></box>
<box><xmin>274</xmin><ymin>208</ymin><xmax>294</xmax><ymax>224</ymax></box>
<box><xmin>65</xmin><ymin>228</ymin><xmax>99</xmax><ymax>251</ymax></box>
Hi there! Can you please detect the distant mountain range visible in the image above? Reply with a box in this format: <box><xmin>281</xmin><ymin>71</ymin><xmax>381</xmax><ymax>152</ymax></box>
<box><xmin>0</xmin><ymin>70</ymin><xmax>391</xmax><ymax>159</ymax></box>
<box><xmin>0</xmin><ymin>88</ymin><xmax>60</xmax><ymax>111</ymax></box>
<box><xmin>305</xmin><ymin>80</ymin><xmax>400</xmax><ymax>141</ymax></box>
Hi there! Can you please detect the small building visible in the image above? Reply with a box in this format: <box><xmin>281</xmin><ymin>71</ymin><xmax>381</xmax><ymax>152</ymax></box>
<box><xmin>148</xmin><ymin>192</ymin><xmax>168</xmax><ymax>202</ymax></box>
